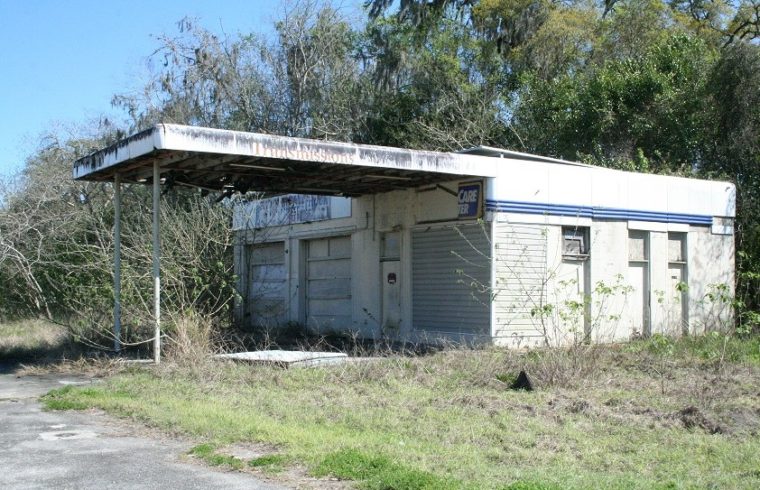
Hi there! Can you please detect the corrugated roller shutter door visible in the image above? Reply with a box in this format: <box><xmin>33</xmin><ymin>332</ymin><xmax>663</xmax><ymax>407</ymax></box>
<box><xmin>412</xmin><ymin>224</ymin><xmax>491</xmax><ymax>335</ymax></box>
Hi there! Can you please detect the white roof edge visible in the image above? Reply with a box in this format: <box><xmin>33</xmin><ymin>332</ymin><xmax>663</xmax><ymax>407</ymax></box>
<box><xmin>73</xmin><ymin>126</ymin><xmax>165</xmax><ymax>180</ymax></box>
<box><xmin>72</xmin><ymin>125</ymin><xmax>736</xmax><ymax>211</ymax></box>
<box><xmin>74</xmin><ymin>124</ymin><xmax>504</xmax><ymax>180</ymax></box>
<box><xmin>458</xmin><ymin>146</ymin><xmax>736</xmax><ymax>198</ymax></box>
<box><xmin>458</xmin><ymin>145</ymin><xmax>592</xmax><ymax>167</ymax></box>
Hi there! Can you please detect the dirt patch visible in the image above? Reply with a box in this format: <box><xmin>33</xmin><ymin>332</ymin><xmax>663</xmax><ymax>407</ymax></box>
<box><xmin>567</xmin><ymin>399</ymin><xmax>592</xmax><ymax>414</ymax></box>
<box><xmin>675</xmin><ymin>406</ymin><xmax>725</xmax><ymax>434</ymax></box>
<box><xmin>544</xmin><ymin>391</ymin><xmax>760</xmax><ymax>437</ymax></box>
<box><xmin>216</xmin><ymin>442</ymin><xmax>281</xmax><ymax>460</ymax></box>
<box><xmin>207</xmin><ymin>443</ymin><xmax>356</xmax><ymax>488</ymax></box>
<box><xmin>546</xmin><ymin>396</ymin><xmax>597</xmax><ymax>418</ymax></box>
<box><xmin>722</xmin><ymin>408</ymin><xmax>760</xmax><ymax>437</ymax></box>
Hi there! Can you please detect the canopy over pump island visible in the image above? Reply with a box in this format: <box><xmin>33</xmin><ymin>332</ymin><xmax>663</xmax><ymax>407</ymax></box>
<box><xmin>74</xmin><ymin>124</ymin><xmax>736</xmax><ymax>359</ymax></box>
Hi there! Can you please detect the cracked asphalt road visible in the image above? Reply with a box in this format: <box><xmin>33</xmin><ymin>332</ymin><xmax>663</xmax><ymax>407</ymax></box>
<box><xmin>0</xmin><ymin>363</ymin><xmax>284</xmax><ymax>490</ymax></box>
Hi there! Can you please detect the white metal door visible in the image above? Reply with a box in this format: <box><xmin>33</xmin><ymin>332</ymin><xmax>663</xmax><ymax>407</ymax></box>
<box><xmin>381</xmin><ymin>261</ymin><xmax>401</xmax><ymax>337</ymax></box>
<box><xmin>305</xmin><ymin>236</ymin><xmax>352</xmax><ymax>333</ymax></box>
<box><xmin>627</xmin><ymin>263</ymin><xmax>650</xmax><ymax>336</ymax></box>
<box><xmin>381</xmin><ymin>232</ymin><xmax>402</xmax><ymax>338</ymax></box>
<box><xmin>628</xmin><ymin>230</ymin><xmax>650</xmax><ymax>337</ymax></box>
<box><xmin>246</xmin><ymin>242</ymin><xmax>287</xmax><ymax>328</ymax></box>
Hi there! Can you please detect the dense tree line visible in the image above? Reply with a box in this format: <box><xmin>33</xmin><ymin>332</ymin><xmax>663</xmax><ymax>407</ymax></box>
<box><xmin>1</xmin><ymin>0</ymin><xmax>758</xmax><ymax>341</ymax></box>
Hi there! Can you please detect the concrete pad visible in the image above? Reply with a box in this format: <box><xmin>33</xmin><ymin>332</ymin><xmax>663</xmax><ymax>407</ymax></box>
<box><xmin>214</xmin><ymin>350</ymin><xmax>348</xmax><ymax>368</ymax></box>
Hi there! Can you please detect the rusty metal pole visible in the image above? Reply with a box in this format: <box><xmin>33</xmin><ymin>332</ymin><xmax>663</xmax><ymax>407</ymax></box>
<box><xmin>152</xmin><ymin>162</ymin><xmax>161</xmax><ymax>364</ymax></box>
<box><xmin>113</xmin><ymin>173</ymin><xmax>122</xmax><ymax>353</ymax></box>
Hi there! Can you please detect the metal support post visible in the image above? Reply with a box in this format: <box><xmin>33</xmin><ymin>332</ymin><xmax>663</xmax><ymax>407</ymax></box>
<box><xmin>152</xmin><ymin>162</ymin><xmax>161</xmax><ymax>364</ymax></box>
<box><xmin>113</xmin><ymin>173</ymin><xmax>122</xmax><ymax>353</ymax></box>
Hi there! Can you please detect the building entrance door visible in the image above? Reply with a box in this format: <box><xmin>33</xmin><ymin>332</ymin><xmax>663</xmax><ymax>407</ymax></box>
<box><xmin>628</xmin><ymin>230</ymin><xmax>651</xmax><ymax>336</ymax></box>
<box><xmin>380</xmin><ymin>232</ymin><xmax>401</xmax><ymax>338</ymax></box>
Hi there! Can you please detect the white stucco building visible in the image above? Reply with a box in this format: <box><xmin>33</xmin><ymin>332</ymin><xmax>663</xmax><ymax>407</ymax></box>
<box><xmin>233</xmin><ymin>148</ymin><xmax>735</xmax><ymax>347</ymax></box>
<box><xmin>73</xmin><ymin>124</ymin><xmax>735</xmax><ymax>349</ymax></box>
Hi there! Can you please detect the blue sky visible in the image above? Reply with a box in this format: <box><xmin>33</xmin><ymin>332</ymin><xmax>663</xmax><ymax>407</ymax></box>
<box><xmin>0</xmin><ymin>0</ymin><xmax>362</xmax><ymax>177</ymax></box>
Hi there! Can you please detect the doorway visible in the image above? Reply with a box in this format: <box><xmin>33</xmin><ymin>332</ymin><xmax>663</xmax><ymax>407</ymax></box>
<box><xmin>627</xmin><ymin>230</ymin><xmax>651</xmax><ymax>336</ymax></box>
<box><xmin>380</xmin><ymin>232</ymin><xmax>401</xmax><ymax>338</ymax></box>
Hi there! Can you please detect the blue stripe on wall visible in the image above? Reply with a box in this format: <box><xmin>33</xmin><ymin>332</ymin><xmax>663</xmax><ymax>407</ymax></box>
<box><xmin>485</xmin><ymin>199</ymin><xmax>712</xmax><ymax>225</ymax></box>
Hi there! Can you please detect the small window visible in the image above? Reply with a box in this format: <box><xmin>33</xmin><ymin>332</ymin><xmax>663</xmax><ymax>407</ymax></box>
<box><xmin>668</xmin><ymin>232</ymin><xmax>686</xmax><ymax>263</ymax></box>
<box><xmin>562</xmin><ymin>226</ymin><xmax>589</xmax><ymax>259</ymax></box>
<box><xmin>628</xmin><ymin>230</ymin><xmax>649</xmax><ymax>262</ymax></box>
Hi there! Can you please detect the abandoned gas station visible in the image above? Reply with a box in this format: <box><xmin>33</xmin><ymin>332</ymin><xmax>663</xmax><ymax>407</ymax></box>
<box><xmin>74</xmin><ymin>124</ymin><xmax>736</xmax><ymax>357</ymax></box>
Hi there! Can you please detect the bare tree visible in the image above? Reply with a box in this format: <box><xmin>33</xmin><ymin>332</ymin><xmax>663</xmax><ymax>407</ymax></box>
<box><xmin>114</xmin><ymin>1</ymin><xmax>368</xmax><ymax>141</ymax></box>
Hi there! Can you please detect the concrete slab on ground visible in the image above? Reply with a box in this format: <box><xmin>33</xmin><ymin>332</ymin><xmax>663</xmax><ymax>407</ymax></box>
<box><xmin>214</xmin><ymin>350</ymin><xmax>349</xmax><ymax>368</ymax></box>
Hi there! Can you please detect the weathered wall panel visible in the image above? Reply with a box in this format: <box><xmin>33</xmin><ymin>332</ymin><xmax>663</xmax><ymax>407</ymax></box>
<box><xmin>492</xmin><ymin>221</ymin><xmax>548</xmax><ymax>346</ymax></box>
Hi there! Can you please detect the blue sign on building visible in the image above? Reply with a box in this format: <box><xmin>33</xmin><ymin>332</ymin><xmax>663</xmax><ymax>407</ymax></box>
<box><xmin>458</xmin><ymin>181</ymin><xmax>483</xmax><ymax>219</ymax></box>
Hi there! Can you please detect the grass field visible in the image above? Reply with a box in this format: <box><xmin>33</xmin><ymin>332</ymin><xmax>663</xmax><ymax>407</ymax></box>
<box><xmin>41</xmin><ymin>334</ymin><xmax>760</xmax><ymax>489</ymax></box>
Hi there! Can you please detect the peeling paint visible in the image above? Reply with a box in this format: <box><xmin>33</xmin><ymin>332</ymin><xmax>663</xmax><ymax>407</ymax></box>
<box><xmin>73</xmin><ymin>126</ymin><xmax>160</xmax><ymax>180</ymax></box>
<box><xmin>69</xmin><ymin>124</ymin><xmax>736</xmax><ymax>220</ymax></box>
<box><xmin>73</xmin><ymin>124</ymin><xmax>499</xmax><ymax>182</ymax></box>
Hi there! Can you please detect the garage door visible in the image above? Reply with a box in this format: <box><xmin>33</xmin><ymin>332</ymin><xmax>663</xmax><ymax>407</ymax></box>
<box><xmin>306</xmin><ymin>236</ymin><xmax>352</xmax><ymax>333</ymax></box>
<box><xmin>412</xmin><ymin>224</ymin><xmax>491</xmax><ymax>335</ymax></box>
<box><xmin>245</xmin><ymin>242</ymin><xmax>287</xmax><ymax>329</ymax></box>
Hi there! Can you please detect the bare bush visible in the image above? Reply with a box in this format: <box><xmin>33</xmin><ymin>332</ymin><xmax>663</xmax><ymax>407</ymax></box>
<box><xmin>162</xmin><ymin>311</ymin><xmax>222</xmax><ymax>367</ymax></box>
<box><xmin>0</xmin><ymin>124</ymin><xmax>238</xmax><ymax>355</ymax></box>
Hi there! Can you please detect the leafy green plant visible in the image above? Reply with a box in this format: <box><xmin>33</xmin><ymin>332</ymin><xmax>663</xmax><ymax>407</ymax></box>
<box><xmin>644</xmin><ymin>334</ymin><xmax>676</xmax><ymax>394</ymax></box>
<box><xmin>647</xmin><ymin>334</ymin><xmax>675</xmax><ymax>357</ymax></box>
